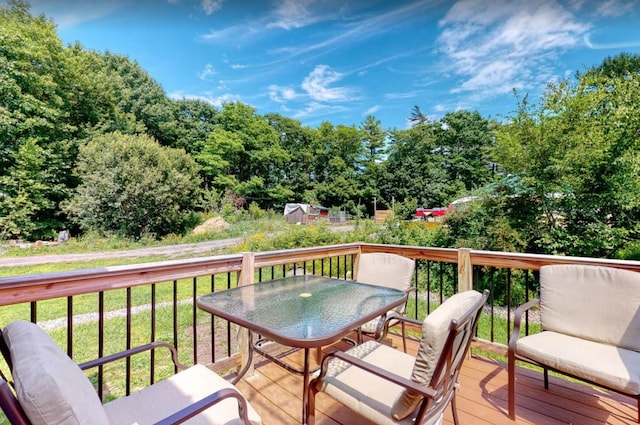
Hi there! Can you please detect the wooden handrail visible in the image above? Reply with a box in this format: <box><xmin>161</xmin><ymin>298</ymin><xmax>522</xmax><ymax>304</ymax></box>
<box><xmin>0</xmin><ymin>254</ymin><xmax>245</xmax><ymax>306</ymax></box>
<box><xmin>2</xmin><ymin>241</ymin><xmax>640</xmax><ymax>388</ymax></box>
<box><xmin>2</xmin><ymin>243</ymin><xmax>640</xmax><ymax>308</ymax></box>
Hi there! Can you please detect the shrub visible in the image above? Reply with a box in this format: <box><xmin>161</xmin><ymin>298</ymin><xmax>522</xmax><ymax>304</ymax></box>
<box><xmin>64</xmin><ymin>132</ymin><xmax>201</xmax><ymax>239</ymax></box>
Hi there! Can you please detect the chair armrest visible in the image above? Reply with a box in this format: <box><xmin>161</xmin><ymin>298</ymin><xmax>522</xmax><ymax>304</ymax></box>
<box><xmin>314</xmin><ymin>350</ymin><xmax>437</xmax><ymax>399</ymax></box>
<box><xmin>405</xmin><ymin>286</ymin><xmax>418</xmax><ymax>296</ymax></box>
<box><xmin>0</xmin><ymin>378</ymin><xmax>30</xmax><ymax>425</ymax></box>
<box><xmin>508</xmin><ymin>298</ymin><xmax>540</xmax><ymax>352</ymax></box>
<box><xmin>385</xmin><ymin>312</ymin><xmax>423</xmax><ymax>328</ymax></box>
<box><xmin>79</xmin><ymin>341</ymin><xmax>188</xmax><ymax>371</ymax></box>
<box><xmin>153</xmin><ymin>387</ymin><xmax>252</xmax><ymax>425</ymax></box>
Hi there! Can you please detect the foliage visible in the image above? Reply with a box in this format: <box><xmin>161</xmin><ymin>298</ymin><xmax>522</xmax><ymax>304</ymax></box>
<box><xmin>491</xmin><ymin>67</ymin><xmax>640</xmax><ymax>257</ymax></box>
<box><xmin>2</xmin><ymin>0</ymin><xmax>640</xmax><ymax>261</ymax></box>
<box><xmin>64</xmin><ymin>132</ymin><xmax>201</xmax><ymax>239</ymax></box>
<box><xmin>238</xmin><ymin>223</ymin><xmax>342</xmax><ymax>252</ymax></box>
<box><xmin>616</xmin><ymin>240</ymin><xmax>640</xmax><ymax>261</ymax></box>
<box><xmin>0</xmin><ymin>1</ymin><xmax>77</xmax><ymax>239</ymax></box>
<box><xmin>380</xmin><ymin>110</ymin><xmax>495</xmax><ymax>212</ymax></box>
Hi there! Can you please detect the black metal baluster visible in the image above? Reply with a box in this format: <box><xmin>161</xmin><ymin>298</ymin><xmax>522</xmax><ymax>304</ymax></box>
<box><xmin>151</xmin><ymin>283</ymin><xmax>156</xmax><ymax>384</ymax></box>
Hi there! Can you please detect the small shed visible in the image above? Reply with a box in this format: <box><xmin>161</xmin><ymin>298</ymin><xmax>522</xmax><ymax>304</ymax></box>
<box><xmin>284</xmin><ymin>204</ymin><xmax>329</xmax><ymax>224</ymax></box>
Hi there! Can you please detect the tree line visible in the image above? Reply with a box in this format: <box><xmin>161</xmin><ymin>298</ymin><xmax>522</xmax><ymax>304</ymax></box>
<box><xmin>1</xmin><ymin>0</ymin><xmax>639</xmax><ymax>259</ymax></box>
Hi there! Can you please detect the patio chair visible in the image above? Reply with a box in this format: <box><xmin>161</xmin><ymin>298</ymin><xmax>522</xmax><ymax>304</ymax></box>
<box><xmin>508</xmin><ymin>264</ymin><xmax>640</xmax><ymax>422</ymax></box>
<box><xmin>307</xmin><ymin>289</ymin><xmax>489</xmax><ymax>425</ymax></box>
<box><xmin>355</xmin><ymin>252</ymin><xmax>416</xmax><ymax>351</ymax></box>
<box><xmin>0</xmin><ymin>320</ymin><xmax>262</xmax><ymax>425</ymax></box>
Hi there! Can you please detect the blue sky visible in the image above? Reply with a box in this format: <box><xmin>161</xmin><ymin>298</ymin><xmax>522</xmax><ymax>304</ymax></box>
<box><xmin>16</xmin><ymin>0</ymin><xmax>640</xmax><ymax>129</ymax></box>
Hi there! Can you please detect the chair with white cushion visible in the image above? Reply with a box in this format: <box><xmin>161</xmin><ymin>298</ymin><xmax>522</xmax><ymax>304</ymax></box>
<box><xmin>0</xmin><ymin>320</ymin><xmax>262</xmax><ymax>425</ymax></box>
<box><xmin>355</xmin><ymin>252</ymin><xmax>416</xmax><ymax>351</ymax></box>
<box><xmin>307</xmin><ymin>289</ymin><xmax>489</xmax><ymax>425</ymax></box>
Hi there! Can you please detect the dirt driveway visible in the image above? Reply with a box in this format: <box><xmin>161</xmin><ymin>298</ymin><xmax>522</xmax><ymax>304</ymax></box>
<box><xmin>0</xmin><ymin>238</ymin><xmax>242</xmax><ymax>268</ymax></box>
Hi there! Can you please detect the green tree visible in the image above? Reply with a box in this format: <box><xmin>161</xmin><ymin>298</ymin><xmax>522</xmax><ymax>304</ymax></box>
<box><xmin>170</xmin><ymin>99</ymin><xmax>218</xmax><ymax>154</ymax></box>
<box><xmin>493</xmin><ymin>69</ymin><xmax>640</xmax><ymax>257</ymax></box>
<box><xmin>358</xmin><ymin>115</ymin><xmax>387</xmax><ymax>215</ymax></box>
<box><xmin>312</xmin><ymin>122</ymin><xmax>364</xmax><ymax>212</ymax></box>
<box><xmin>0</xmin><ymin>0</ymin><xmax>79</xmax><ymax>238</ymax></box>
<box><xmin>265</xmin><ymin>113</ymin><xmax>316</xmax><ymax>204</ymax></box>
<box><xmin>381</xmin><ymin>120</ymin><xmax>462</xmax><ymax>213</ymax></box>
<box><xmin>99</xmin><ymin>52</ymin><xmax>175</xmax><ymax>144</ymax></box>
<box><xmin>64</xmin><ymin>133</ymin><xmax>201</xmax><ymax>239</ymax></box>
<box><xmin>582</xmin><ymin>52</ymin><xmax>640</xmax><ymax>80</ymax></box>
<box><xmin>434</xmin><ymin>110</ymin><xmax>496</xmax><ymax>191</ymax></box>
<box><xmin>204</xmin><ymin>102</ymin><xmax>289</xmax><ymax>208</ymax></box>
<box><xmin>0</xmin><ymin>139</ymin><xmax>58</xmax><ymax>239</ymax></box>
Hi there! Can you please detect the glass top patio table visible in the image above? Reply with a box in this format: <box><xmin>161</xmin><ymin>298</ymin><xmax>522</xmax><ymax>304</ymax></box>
<box><xmin>197</xmin><ymin>274</ymin><xmax>407</xmax><ymax>349</ymax></box>
<box><xmin>197</xmin><ymin>274</ymin><xmax>407</xmax><ymax>425</ymax></box>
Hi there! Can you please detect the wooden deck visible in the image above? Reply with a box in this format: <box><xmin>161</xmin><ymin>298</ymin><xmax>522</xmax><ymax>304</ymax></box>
<box><xmin>227</xmin><ymin>333</ymin><xmax>638</xmax><ymax>425</ymax></box>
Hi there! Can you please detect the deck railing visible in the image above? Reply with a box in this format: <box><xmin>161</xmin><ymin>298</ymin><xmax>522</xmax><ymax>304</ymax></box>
<box><xmin>1</xmin><ymin>242</ymin><xmax>640</xmax><ymax>402</ymax></box>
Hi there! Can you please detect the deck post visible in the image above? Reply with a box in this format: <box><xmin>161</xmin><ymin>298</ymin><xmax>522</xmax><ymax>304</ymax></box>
<box><xmin>238</xmin><ymin>252</ymin><xmax>255</xmax><ymax>377</ymax></box>
<box><xmin>457</xmin><ymin>248</ymin><xmax>473</xmax><ymax>292</ymax></box>
<box><xmin>352</xmin><ymin>247</ymin><xmax>363</xmax><ymax>281</ymax></box>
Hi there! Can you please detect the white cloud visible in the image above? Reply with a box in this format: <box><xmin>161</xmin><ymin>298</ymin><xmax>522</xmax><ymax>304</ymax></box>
<box><xmin>385</xmin><ymin>90</ymin><xmax>422</xmax><ymax>100</ymax></box>
<box><xmin>596</xmin><ymin>0</ymin><xmax>638</xmax><ymax>17</ymax></box>
<box><xmin>198</xmin><ymin>64</ymin><xmax>216</xmax><ymax>81</ymax></box>
<box><xmin>267</xmin><ymin>0</ymin><xmax>316</xmax><ymax>30</ymax></box>
<box><xmin>363</xmin><ymin>105</ymin><xmax>381</xmax><ymax>115</ymax></box>
<box><xmin>269</xmin><ymin>85</ymin><xmax>299</xmax><ymax>103</ymax></box>
<box><xmin>25</xmin><ymin>0</ymin><xmax>123</xmax><ymax>28</ymax></box>
<box><xmin>584</xmin><ymin>34</ymin><xmax>640</xmax><ymax>49</ymax></box>
<box><xmin>293</xmin><ymin>102</ymin><xmax>349</xmax><ymax>120</ymax></box>
<box><xmin>301</xmin><ymin>65</ymin><xmax>355</xmax><ymax>102</ymax></box>
<box><xmin>201</xmin><ymin>0</ymin><xmax>224</xmax><ymax>15</ymax></box>
<box><xmin>438</xmin><ymin>0</ymin><xmax>590</xmax><ymax>97</ymax></box>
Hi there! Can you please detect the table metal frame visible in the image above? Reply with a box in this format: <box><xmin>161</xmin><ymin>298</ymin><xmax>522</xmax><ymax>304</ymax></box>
<box><xmin>196</xmin><ymin>275</ymin><xmax>407</xmax><ymax>424</ymax></box>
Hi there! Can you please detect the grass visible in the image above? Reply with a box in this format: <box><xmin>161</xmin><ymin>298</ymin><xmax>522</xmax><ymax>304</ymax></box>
<box><xmin>0</xmin><ymin>215</ymin><xmax>289</xmax><ymax>258</ymax></box>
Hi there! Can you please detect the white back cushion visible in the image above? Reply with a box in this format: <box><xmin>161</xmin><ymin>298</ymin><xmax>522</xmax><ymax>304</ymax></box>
<box><xmin>391</xmin><ymin>290</ymin><xmax>483</xmax><ymax>419</ymax></box>
<box><xmin>540</xmin><ymin>265</ymin><xmax>640</xmax><ymax>350</ymax></box>
<box><xmin>3</xmin><ymin>320</ymin><xmax>109</xmax><ymax>425</ymax></box>
<box><xmin>356</xmin><ymin>253</ymin><xmax>415</xmax><ymax>292</ymax></box>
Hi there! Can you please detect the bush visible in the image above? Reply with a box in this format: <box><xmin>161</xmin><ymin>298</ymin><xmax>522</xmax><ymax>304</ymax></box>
<box><xmin>64</xmin><ymin>132</ymin><xmax>202</xmax><ymax>239</ymax></box>
<box><xmin>238</xmin><ymin>223</ymin><xmax>341</xmax><ymax>252</ymax></box>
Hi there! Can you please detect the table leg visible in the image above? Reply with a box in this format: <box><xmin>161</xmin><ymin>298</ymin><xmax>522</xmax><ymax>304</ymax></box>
<box><xmin>232</xmin><ymin>330</ymin><xmax>254</xmax><ymax>385</ymax></box>
<box><xmin>302</xmin><ymin>348</ymin><xmax>310</xmax><ymax>425</ymax></box>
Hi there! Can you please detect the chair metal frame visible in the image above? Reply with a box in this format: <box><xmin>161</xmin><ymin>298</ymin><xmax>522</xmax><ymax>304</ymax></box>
<box><xmin>307</xmin><ymin>289</ymin><xmax>489</xmax><ymax>425</ymax></box>
<box><xmin>508</xmin><ymin>298</ymin><xmax>640</xmax><ymax>423</ymax></box>
<box><xmin>355</xmin><ymin>253</ymin><xmax>417</xmax><ymax>352</ymax></box>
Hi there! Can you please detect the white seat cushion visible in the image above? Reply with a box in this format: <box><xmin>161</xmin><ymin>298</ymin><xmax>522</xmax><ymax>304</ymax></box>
<box><xmin>319</xmin><ymin>341</ymin><xmax>442</xmax><ymax>425</ymax></box>
<box><xmin>2</xmin><ymin>320</ymin><xmax>109</xmax><ymax>425</ymax></box>
<box><xmin>104</xmin><ymin>364</ymin><xmax>262</xmax><ymax>425</ymax></box>
<box><xmin>517</xmin><ymin>331</ymin><xmax>640</xmax><ymax>395</ymax></box>
<box><xmin>356</xmin><ymin>253</ymin><xmax>415</xmax><ymax>292</ymax></box>
<box><xmin>391</xmin><ymin>290</ymin><xmax>483</xmax><ymax>419</ymax></box>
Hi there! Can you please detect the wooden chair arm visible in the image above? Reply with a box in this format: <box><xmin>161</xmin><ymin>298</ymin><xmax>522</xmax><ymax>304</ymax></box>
<box><xmin>79</xmin><ymin>341</ymin><xmax>188</xmax><ymax>371</ymax></box>
<box><xmin>508</xmin><ymin>298</ymin><xmax>540</xmax><ymax>351</ymax></box>
<box><xmin>314</xmin><ymin>350</ymin><xmax>438</xmax><ymax>399</ymax></box>
<box><xmin>153</xmin><ymin>387</ymin><xmax>252</xmax><ymax>425</ymax></box>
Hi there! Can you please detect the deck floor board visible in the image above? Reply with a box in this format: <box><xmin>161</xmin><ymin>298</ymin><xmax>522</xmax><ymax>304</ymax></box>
<box><xmin>227</xmin><ymin>333</ymin><xmax>637</xmax><ymax>424</ymax></box>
